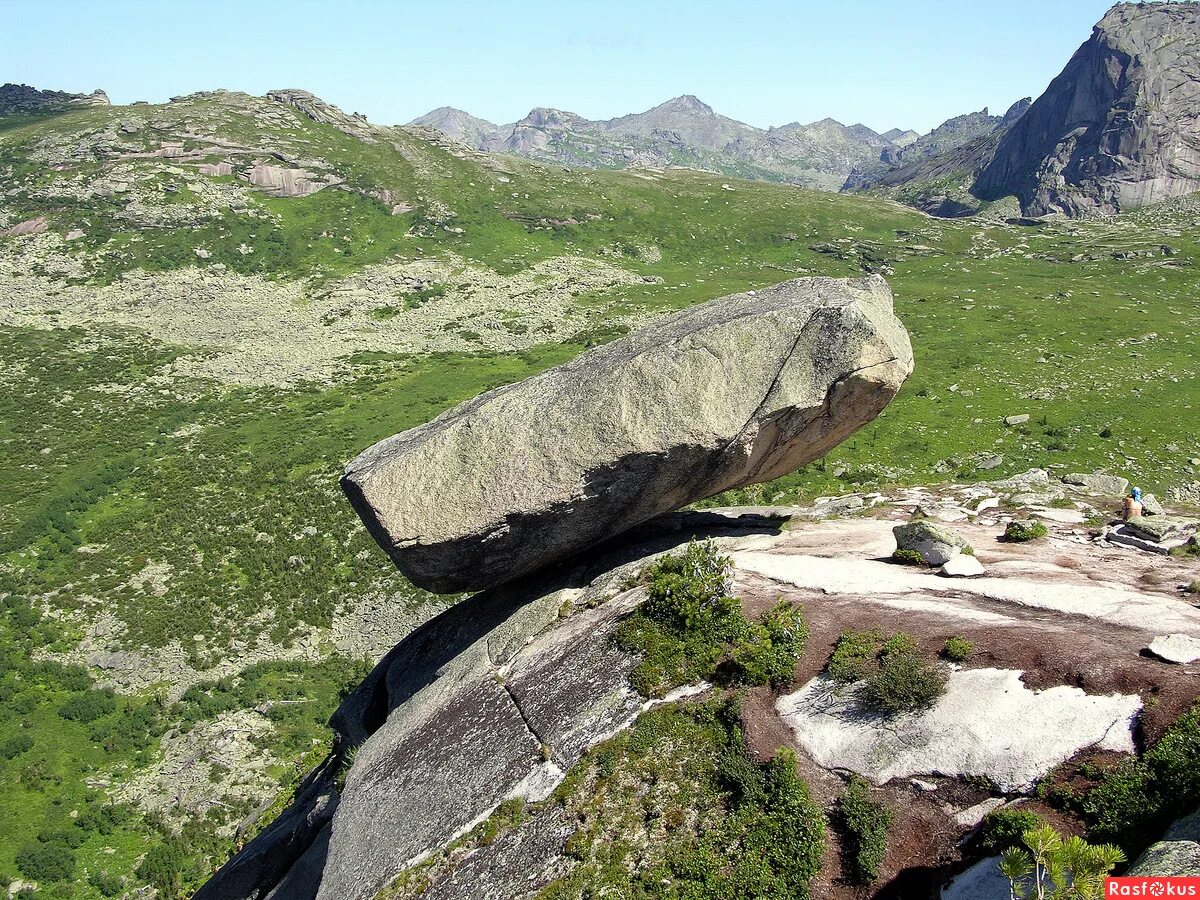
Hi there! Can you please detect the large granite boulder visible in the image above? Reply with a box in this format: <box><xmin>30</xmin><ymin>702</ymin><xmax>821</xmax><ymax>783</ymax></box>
<box><xmin>344</xmin><ymin>276</ymin><xmax>913</xmax><ymax>593</ymax></box>
<box><xmin>974</xmin><ymin>3</ymin><xmax>1200</xmax><ymax>216</ymax></box>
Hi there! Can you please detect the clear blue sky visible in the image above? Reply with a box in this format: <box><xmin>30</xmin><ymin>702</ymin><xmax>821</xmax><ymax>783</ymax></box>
<box><xmin>3</xmin><ymin>0</ymin><xmax>1119</xmax><ymax>134</ymax></box>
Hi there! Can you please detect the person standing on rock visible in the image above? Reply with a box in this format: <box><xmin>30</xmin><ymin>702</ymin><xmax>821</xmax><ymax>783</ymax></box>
<box><xmin>1123</xmin><ymin>487</ymin><xmax>1143</xmax><ymax>521</ymax></box>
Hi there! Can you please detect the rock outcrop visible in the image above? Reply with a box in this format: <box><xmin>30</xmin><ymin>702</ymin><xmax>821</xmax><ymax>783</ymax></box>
<box><xmin>343</xmin><ymin>276</ymin><xmax>913</xmax><ymax>593</ymax></box>
<box><xmin>0</xmin><ymin>83</ymin><xmax>108</xmax><ymax>117</ymax></box>
<box><xmin>974</xmin><ymin>3</ymin><xmax>1200</xmax><ymax>215</ymax></box>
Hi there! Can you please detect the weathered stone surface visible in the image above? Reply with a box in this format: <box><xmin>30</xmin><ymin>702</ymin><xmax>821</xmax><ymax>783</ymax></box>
<box><xmin>1143</xmin><ymin>493</ymin><xmax>1166</xmax><ymax>517</ymax></box>
<box><xmin>941</xmin><ymin>856</ymin><xmax>1008</xmax><ymax>900</ymax></box>
<box><xmin>1063</xmin><ymin>472</ymin><xmax>1130</xmax><ymax>496</ymax></box>
<box><xmin>1129</xmin><ymin>810</ymin><xmax>1200</xmax><ymax>877</ymax></box>
<box><xmin>344</xmin><ymin>276</ymin><xmax>912</xmax><ymax>593</ymax></box>
<box><xmin>777</xmin><ymin>669</ymin><xmax>1140</xmax><ymax>793</ymax></box>
<box><xmin>1147</xmin><ymin>634</ymin><xmax>1200</xmax><ymax>665</ymax></box>
<box><xmin>894</xmin><ymin>520</ymin><xmax>971</xmax><ymax>566</ymax></box>
<box><xmin>975</xmin><ymin>3</ymin><xmax>1200</xmax><ymax>216</ymax></box>
<box><xmin>1125</xmin><ymin>516</ymin><xmax>1197</xmax><ymax>544</ymax></box>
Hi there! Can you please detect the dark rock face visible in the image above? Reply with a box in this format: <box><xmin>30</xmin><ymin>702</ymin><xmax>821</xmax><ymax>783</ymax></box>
<box><xmin>0</xmin><ymin>83</ymin><xmax>108</xmax><ymax>117</ymax></box>
<box><xmin>343</xmin><ymin>276</ymin><xmax>912</xmax><ymax>594</ymax></box>
<box><xmin>975</xmin><ymin>3</ymin><xmax>1200</xmax><ymax>215</ymax></box>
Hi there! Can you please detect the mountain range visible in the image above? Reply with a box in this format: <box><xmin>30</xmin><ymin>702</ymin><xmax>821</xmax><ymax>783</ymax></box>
<box><xmin>411</xmin><ymin>95</ymin><xmax>921</xmax><ymax>192</ymax></box>
<box><xmin>413</xmin><ymin>2</ymin><xmax>1200</xmax><ymax>219</ymax></box>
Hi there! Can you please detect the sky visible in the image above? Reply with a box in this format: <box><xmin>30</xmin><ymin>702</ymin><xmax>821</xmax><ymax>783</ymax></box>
<box><xmin>3</xmin><ymin>0</ymin><xmax>1120</xmax><ymax>134</ymax></box>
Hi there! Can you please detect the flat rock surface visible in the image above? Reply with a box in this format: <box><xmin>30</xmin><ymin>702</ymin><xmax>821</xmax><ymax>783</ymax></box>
<box><xmin>343</xmin><ymin>275</ymin><xmax>912</xmax><ymax>592</ymax></box>
<box><xmin>776</xmin><ymin>668</ymin><xmax>1140</xmax><ymax>792</ymax></box>
<box><xmin>1148</xmin><ymin>634</ymin><xmax>1200</xmax><ymax>665</ymax></box>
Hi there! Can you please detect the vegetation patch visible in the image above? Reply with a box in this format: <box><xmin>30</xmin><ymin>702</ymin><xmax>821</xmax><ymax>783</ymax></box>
<box><xmin>998</xmin><ymin>824</ymin><xmax>1123</xmax><ymax>899</ymax></box>
<box><xmin>835</xmin><ymin>775</ymin><xmax>893</xmax><ymax>884</ymax></box>
<box><xmin>1004</xmin><ymin>519</ymin><xmax>1049</xmax><ymax>542</ymax></box>
<box><xmin>942</xmin><ymin>636</ymin><xmax>973</xmax><ymax>662</ymax></box>
<box><xmin>615</xmin><ymin>541</ymin><xmax>806</xmax><ymax>695</ymax></box>
<box><xmin>1082</xmin><ymin>699</ymin><xmax>1200</xmax><ymax>857</ymax></box>
<box><xmin>828</xmin><ymin>630</ymin><xmax>948</xmax><ymax>715</ymax></box>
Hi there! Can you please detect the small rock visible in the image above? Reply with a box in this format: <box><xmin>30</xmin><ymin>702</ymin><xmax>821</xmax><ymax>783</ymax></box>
<box><xmin>974</xmin><ymin>497</ymin><xmax>1000</xmax><ymax>513</ymax></box>
<box><xmin>940</xmin><ymin>555</ymin><xmax>985</xmax><ymax>578</ymax></box>
<box><xmin>1147</xmin><ymin>634</ymin><xmax>1200</xmax><ymax>664</ymax></box>
<box><xmin>1143</xmin><ymin>493</ymin><xmax>1166</xmax><ymax>516</ymax></box>
<box><xmin>1004</xmin><ymin>414</ymin><xmax>1030</xmax><ymax>426</ymax></box>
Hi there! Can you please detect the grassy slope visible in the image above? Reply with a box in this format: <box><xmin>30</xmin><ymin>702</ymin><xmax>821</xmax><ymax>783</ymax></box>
<box><xmin>0</xmin><ymin>96</ymin><xmax>1198</xmax><ymax>896</ymax></box>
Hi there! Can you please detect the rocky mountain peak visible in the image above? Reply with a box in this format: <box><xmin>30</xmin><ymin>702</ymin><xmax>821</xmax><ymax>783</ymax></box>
<box><xmin>974</xmin><ymin>0</ymin><xmax>1200</xmax><ymax>215</ymax></box>
<box><xmin>654</xmin><ymin>94</ymin><xmax>714</xmax><ymax>116</ymax></box>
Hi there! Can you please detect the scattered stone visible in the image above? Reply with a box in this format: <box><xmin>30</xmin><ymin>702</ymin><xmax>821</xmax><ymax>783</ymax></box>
<box><xmin>1004</xmin><ymin>414</ymin><xmax>1030</xmax><ymax>426</ymax></box>
<box><xmin>1143</xmin><ymin>493</ymin><xmax>1166</xmax><ymax>516</ymax></box>
<box><xmin>974</xmin><ymin>498</ymin><xmax>1000</xmax><ymax>514</ymax></box>
<box><xmin>344</xmin><ymin>276</ymin><xmax>913</xmax><ymax>593</ymax></box>
<box><xmin>893</xmin><ymin>521</ymin><xmax>972</xmax><ymax>566</ymax></box>
<box><xmin>1147</xmin><ymin>634</ymin><xmax>1200</xmax><ymax>664</ymax></box>
<box><xmin>940</xmin><ymin>555</ymin><xmax>985</xmax><ymax>578</ymax></box>
<box><xmin>1063</xmin><ymin>472</ymin><xmax>1130</xmax><ymax>496</ymax></box>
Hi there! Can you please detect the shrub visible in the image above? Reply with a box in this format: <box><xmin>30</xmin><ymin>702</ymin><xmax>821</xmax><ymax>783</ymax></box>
<box><xmin>1005</xmin><ymin>520</ymin><xmax>1048</xmax><ymax>542</ymax></box>
<box><xmin>828</xmin><ymin>629</ymin><xmax>885</xmax><ymax>684</ymax></box>
<box><xmin>640</xmin><ymin>540</ymin><xmax>743</xmax><ymax>642</ymax></box>
<box><xmin>1084</xmin><ymin>699</ymin><xmax>1200</xmax><ymax>854</ymax></box>
<box><xmin>892</xmin><ymin>548</ymin><xmax>926</xmax><ymax>566</ymax></box>
<box><xmin>859</xmin><ymin>636</ymin><xmax>948</xmax><ymax>715</ymax></box>
<box><xmin>942</xmin><ymin>637</ymin><xmax>973</xmax><ymax>662</ymax></box>
<box><xmin>617</xmin><ymin>540</ymin><xmax>763</xmax><ymax>696</ymax></box>
<box><xmin>836</xmin><ymin>775</ymin><xmax>892</xmax><ymax>884</ymax></box>
<box><xmin>15</xmin><ymin>842</ymin><xmax>76</xmax><ymax>882</ymax></box>
<box><xmin>731</xmin><ymin>600</ymin><xmax>807</xmax><ymax>688</ymax></box>
<box><xmin>58</xmin><ymin>689</ymin><xmax>117</xmax><ymax>723</ymax></box>
<box><xmin>1</xmin><ymin>732</ymin><xmax>34</xmax><ymax>759</ymax></box>
<box><xmin>1188</xmin><ymin>579</ymin><xmax>1200</xmax><ymax>595</ymax></box>
<box><xmin>137</xmin><ymin>841</ymin><xmax>190</xmax><ymax>898</ymax></box>
<box><xmin>998</xmin><ymin>825</ymin><xmax>1123</xmax><ymax>899</ymax></box>
<box><xmin>827</xmin><ymin>630</ymin><xmax>948</xmax><ymax>715</ymax></box>
<box><xmin>89</xmin><ymin>871</ymin><xmax>125</xmax><ymax>897</ymax></box>
<box><xmin>978</xmin><ymin>807</ymin><xmax>1044</xmax><ymax>854</ymax></box>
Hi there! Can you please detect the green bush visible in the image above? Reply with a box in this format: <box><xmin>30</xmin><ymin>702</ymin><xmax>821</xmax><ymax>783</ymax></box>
<box><xmin>836</xmin><ymin>775</ymin><xmax>893</xmax><ymax>884</ymax></box>
<box><xmin>891</xmin><ymin>548</ymin><xmax>926</xmax><ymax>566</ymax></box>
<box><xmin>1187</xmin><ymin>579</ymin><xmax>1199</xmax><ymax>595</ymax></box>
<box><xmin>58</xmin><ymin>688</ymin><xmax>117</xmax><ymax>723</ymax></box>
<box><xmin>942</xmin><ymin>637</ymin><xmax>973</xmax><ymax>662</ymax></box>
<box><xmin>89</xmin><ymin>871</ymin><xmax>126</xmax><ymax>897</ymax></box>
<box><xmin>15</xmin><ymin>841</ymin><xmax>76</xmax><ymax>882</ymax></box>
<box><xmin>1084</xmin><ymin>700</ymin><xmax>1200</xmax><ymax>854</ymax></box>
<box><xmin>978</xmin><ymin>807</ymin><xmax>1044</xmax><ymax>854</ymax></box>
<box><xmin>859</xmin><ymin>636</ymin><xmax>948</xmax><ymax>715</ymax></box>
<box><xmin>616</xmin><ymin>540</ymin><xmax>753</xmax><ymax>697</ymax></box>
<box><xmin>829</xmin><ymin>631</ymin><xmax>947</xmax><ymax>713</ymax></box>
<box><xmin>0</xmin><ymin>732</ymin><xmax>33</xmax><ymax>759</ymax></box>
<box><xmin>1004</xmin><ymin>520</ymin><xmax>1048</xmax><ymax>542</ymax></box>
<box><xmin>828</xmin><ymin>629</ymin><xmax>886</xmax><ymax>684</ymax></box>
<box><xmin>731</xmin><ymin>600</ymin><xmax>807</xmax><ymax>688</ymax></box>
<box><xmin>999</xmin><ymin>825</ymin><xmax>1123</xmax><ymax>899</ymax></box>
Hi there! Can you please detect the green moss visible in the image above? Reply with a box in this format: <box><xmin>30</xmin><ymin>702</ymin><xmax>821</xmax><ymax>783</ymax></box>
<box><xmin>892</xmin><ymin>548</ymin><xmax>927</xmax><ymax>566</ymax></box>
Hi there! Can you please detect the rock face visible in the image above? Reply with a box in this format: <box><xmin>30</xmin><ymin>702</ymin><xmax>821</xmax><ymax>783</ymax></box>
<box><xmin>975</xmin><ymin>3</ymin><xmax>1200</xmax><ymax>215</ymax></box>
<box><xmin>1063</xmin><ymin>472</ymin><xmax>1129</xmax><ymax>496</ymax></box>
<box><xmin>1129</xmin><ymin>809</ymin><xmax>1200</xmax><ymax>876</ymax></box>
<box><xmin>344</xmin><ymin>276</ymin><xmax>913</xmax><ymax>593</ymax></box>
<box><xmin>0</xmin><ymin>83</ymin><xmax>109</xmax><ymax>117</ymax></box>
